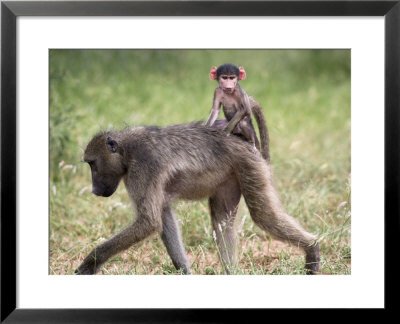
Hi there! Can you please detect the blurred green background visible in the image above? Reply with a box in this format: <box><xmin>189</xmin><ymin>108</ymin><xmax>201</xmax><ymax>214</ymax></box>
<box><xmin>50</xmin><ymin>50</ymin><xmax>351</xmax><ymax>275</ymax></box>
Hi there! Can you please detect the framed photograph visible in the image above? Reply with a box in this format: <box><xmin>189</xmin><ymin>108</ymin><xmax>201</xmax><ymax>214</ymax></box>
<box><xmin>1</xmin><ymin>0</ymin><xmax>398</xmax><ymax>321</ymax></box>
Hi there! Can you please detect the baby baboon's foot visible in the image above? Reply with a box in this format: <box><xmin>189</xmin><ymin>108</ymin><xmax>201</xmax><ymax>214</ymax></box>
<box><xmin>251</xmin><ymin>145</ymin><xmax>261</xmax><ymax>158</ymax></box>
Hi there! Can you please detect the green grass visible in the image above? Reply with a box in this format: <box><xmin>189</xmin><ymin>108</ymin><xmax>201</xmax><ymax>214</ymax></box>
<box><xmin>49</xmin><ymin>49</ymin><xmax>351</xmax><ymax>275</ymax></box>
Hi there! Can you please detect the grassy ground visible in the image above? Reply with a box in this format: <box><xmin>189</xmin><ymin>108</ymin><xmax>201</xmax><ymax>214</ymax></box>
<box><xmin>49</xmin><ymin>50</ymin><xmax>351</xmax><ymax>275</ymax></box>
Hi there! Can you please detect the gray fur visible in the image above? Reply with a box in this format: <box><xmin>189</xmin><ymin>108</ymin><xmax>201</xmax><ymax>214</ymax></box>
<box><xmin>161</xmin><ymin>206</ymin><xmax>191</xmax><ymax>274</ymax></box>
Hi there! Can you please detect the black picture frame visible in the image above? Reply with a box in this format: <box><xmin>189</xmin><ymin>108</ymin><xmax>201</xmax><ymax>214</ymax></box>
<box><xmin>1</xmin><ymin>0</ymin><xmax>399</xmax><ymax>322</ymax></box>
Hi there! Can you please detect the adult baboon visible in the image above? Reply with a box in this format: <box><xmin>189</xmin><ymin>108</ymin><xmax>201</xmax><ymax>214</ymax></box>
<box><xmin>75</xmin><ymin>122</ymin><xmax>319</xmax><ymax>275</ymax></box>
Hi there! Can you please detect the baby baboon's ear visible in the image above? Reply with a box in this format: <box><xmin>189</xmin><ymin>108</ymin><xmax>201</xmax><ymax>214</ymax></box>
<box><xmin>106</xmin><ymin>136</ymin><xmax>118</xmax><ymax>153</ymax></box>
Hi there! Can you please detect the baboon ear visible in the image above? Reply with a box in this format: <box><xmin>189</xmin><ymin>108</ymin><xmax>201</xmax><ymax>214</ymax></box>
<box><xmin>106</xmin><ymin>136</ymin><xmax>118</xmax><ymax>153</ymax></box>
<box><xmin>209</xmin><ymin>66</ymin><xmax>218</xmax><ymax>80</ymax></box>
<box><xmin>238</xmin><ymin>66</ymin><xmax>246</xmax><ymax>80</ymax></box>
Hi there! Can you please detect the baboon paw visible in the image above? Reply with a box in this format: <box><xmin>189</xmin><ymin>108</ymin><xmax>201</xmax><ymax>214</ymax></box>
<box><xmin>305</xmin><ymin>242</ymin><xmax>320</xmax><ymax>274</ymax></box>
<box><xmin>75</xmin><ymin>260</ymin><xmax>97</xmax><ymax>275</ymax></box>
<box><xmin>75</xmin><ymin>265</ymin><xmax>96</xmax><ymax>275</ymax></box>
<box><xmin>305</xmin><ymin>263</ymin><xmax>320</xmax><ymax>275</ymax></box>
<box><xmin>249</xmin><ymin>146</ymin><xmax>261</xmax><ymax>157</ymax></box>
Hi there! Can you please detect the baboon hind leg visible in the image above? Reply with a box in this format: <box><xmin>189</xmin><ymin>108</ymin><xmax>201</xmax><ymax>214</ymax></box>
<box><xmin>209</xmin><ymin>176</ymin><xmax>242</xmax><ymax>274</ymax></box>
<box><xmin>253</xmin><ymin>202</ymin><xmax>319</xmax><ymax>274</ymax></box>
<box><xmin>246</xmin><ymin>176</ymin><xmax>320</xmax><ymax>274</ymax></box>
<box><xmin>161</xmin><ymin>206</ymin><xmax>191</xmax><ymax>274</ymax></box>
<box><xmin>237</xmin><ymin>119</ymin><xmax>260</xmax><ymax>152</ymax></box>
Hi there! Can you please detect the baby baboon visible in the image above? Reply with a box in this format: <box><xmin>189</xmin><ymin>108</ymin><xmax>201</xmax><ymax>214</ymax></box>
<box><xmin>206</xmin><ymin>63</ymin><xmax>270</xmax><ymax>161</ymax></box>
<box><xmin>75</xmin><ymin>122</ymin><xmax>319</xmax><ymax>275</ymax></box>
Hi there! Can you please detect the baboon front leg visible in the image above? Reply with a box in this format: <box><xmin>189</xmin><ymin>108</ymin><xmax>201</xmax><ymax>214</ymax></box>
<box><xmin>76</xmin><ymin>210</ymin><xmax>161</xmax><ymax>275</ymax></box>
<box><xmin>209</xmin><ymin>176</ymin><xmax>242</xmax><ymax>274</ymax></box>
<box><xmin>161</xmin><ymin>206</ymin><xmax>191</xmax><ymax>274</ymax></box>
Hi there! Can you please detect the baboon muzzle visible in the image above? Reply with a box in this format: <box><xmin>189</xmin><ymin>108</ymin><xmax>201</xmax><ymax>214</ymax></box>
<box><xmin>92</xmin><ymin>186</ymin><xmax>115</xmax><ymax>197</ymax></box>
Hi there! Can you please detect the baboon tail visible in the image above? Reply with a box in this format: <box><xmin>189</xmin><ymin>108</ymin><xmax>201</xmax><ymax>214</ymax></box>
<box><xmin>252</xmin><ymin>105</ymin><xmax>270</xmax><ymax>162</ymax></box>
<box><xmin>234</xmin><ymin>155</ymin><xmax>316</xmax><ymax>250</ymax></box>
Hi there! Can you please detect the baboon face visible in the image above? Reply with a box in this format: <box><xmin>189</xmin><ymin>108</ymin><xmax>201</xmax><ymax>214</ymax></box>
<box><xmin>84</xmin><ymin>134</ymin><xmax>126</xmax><ymax>197</ymax></box>
<box><xmin>209</xmin><ymin>64</ymin><xmax>246</xmax><ymax>94</ymax></box>
<box><xmin>218</xmin><ymin>74</ymin><xmax>238</xmax><ymax>94</ymax></box>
